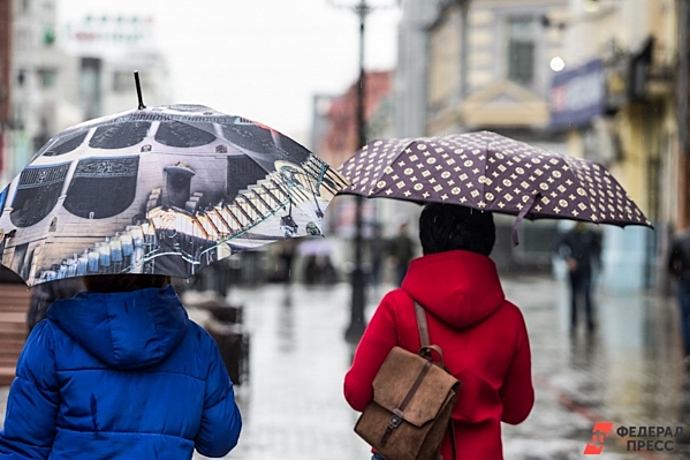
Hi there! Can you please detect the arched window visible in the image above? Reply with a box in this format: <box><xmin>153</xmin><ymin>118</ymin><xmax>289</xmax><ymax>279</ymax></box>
<box><xmin>220</xmin><ymin>121</ymin><xmax>276</xmax><ymax>154</ymax></box>
<box><xmin>35</xmin><ymin>130</ymin><xmax>88</xmax><ymax>159</ymax></box>
<box><xmin>64</xmin><ymin>157</ymin><xmax>139</xmax><ymax>219</ymax></box>
<box><xmin>227</xmin><ymin>156</ymin><xmax>268</xmax><ymax>201</ymax></box>
<box><xmin>155</xmin><ymin>121</ymin><xmax>216</xmax><ymax>147</ymax></box>
<box><xmin>90</xmin><ymin>121</ymin><xmax>151</xmax><ymax>149</ymax></box>
<box><xmin>10</xmin><ymin>164</ymin><xmax>70</xmax><ymax>227</ymax></box>
<box><xmin>276</xmin><ymin>132</ymin><xmax>310</xmax><ymax>163</ymax></box>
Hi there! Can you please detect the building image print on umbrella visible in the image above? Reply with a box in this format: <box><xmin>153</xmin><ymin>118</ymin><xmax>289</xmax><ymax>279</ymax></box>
<box><xmin>338</xmin><ymin>130</ymin><xmax>652</xmax><ymax>242</ymax></box>
<box><xmin>0</xmin><ymin>103</ymin><xmax>349</xmax><ymax>287</ymax></box>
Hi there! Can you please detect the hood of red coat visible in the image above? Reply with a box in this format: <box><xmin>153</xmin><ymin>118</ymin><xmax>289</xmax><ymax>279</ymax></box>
<box><xmin>401</xmin><ymin>250</ymin><xmax>505</xmax><ymax>329</ymax></box>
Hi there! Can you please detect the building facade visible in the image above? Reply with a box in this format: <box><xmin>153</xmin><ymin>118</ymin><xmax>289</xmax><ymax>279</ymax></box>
<box><xmin>2</xmin><ymin>0</ymin><xmax>66</xmax><ymax>187</ymax></box>
<box><xmin>0</xmin><ymin>0</ymin><xmax>11</xmax><ymax>178</ymax></box>
<box><xmin>549</xmin><ymin>0</ymin><xmax>677</xmax><ymax>291</ymax></box>
<box><xmin>418</xmin><ymin>0</ymin><xmax>570</xmax><ymax>272</ymax></box>
<box><xmin>395</xmin><ymin>0</ymin><xmax>684</xmax><ymax>291</ymax></box>
<box><xmin>0</xmin><ymin>7</ymin><xmax>171</xmax><ymax>188</ymax></box>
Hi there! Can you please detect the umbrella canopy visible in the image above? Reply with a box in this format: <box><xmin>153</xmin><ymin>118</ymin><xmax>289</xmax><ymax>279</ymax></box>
<box><xmin>338</xmin><ymin>131</ymin><xmax>651</xmax><ymax>243</ymax></box>
<box><xmin>0</xmin><ymin>104</ymin><xmax>349</xmax><ymax>286</ymax></box>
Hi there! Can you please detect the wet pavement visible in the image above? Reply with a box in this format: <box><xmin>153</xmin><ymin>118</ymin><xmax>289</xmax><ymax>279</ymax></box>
<box><xmin>198</xmin><ymin>274</ymin><xmax>690</xmax><ymax>460</ymax></box>
<box><xmin>1</xmin><ymin>274</ymin><xmax>688</xmax><ymax>459</ymax></box>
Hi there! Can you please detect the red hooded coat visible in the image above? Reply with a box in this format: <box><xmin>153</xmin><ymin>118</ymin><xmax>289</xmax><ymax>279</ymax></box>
<box><xmin>344</xmin><ymin>250</ymin><xmax>534</xmax><ymax>460</ymax></box>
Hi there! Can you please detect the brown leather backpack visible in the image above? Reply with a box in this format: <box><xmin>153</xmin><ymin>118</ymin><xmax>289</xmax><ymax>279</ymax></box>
<box><xmin>354</xmin><ymin>302</ymin><xmax>460</xmax><ymax>460</ymax></box>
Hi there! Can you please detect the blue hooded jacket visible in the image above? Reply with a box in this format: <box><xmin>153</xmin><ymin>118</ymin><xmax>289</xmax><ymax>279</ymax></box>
<box><xmin>0</xmin><ymin>285</ymin><xmax>242</xmax><ymax>459</ymax></box>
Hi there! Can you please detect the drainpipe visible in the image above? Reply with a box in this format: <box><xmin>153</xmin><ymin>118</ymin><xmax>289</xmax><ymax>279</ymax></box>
<box><xmin>460</xmin><ymin>0</ymin><xmax>469</xmax><ymax>102</ymax></box>
<box><xmin>678</xmin><ymin>0</ymin><xmax>689</xmax><ymax>229</ymax></box>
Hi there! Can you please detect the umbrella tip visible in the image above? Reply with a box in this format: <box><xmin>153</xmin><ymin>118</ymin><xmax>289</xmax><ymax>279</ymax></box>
<box><xmin>133</xmin><ymin>71</ymin><xmax>146</xmax><ymax>110</ymax></box>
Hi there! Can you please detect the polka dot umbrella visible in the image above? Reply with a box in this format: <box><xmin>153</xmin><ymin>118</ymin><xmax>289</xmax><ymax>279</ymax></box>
<box><xmin>338</xmin><ymin>131</ymin><xmax>652</xmax><ymax>244</ymax></box>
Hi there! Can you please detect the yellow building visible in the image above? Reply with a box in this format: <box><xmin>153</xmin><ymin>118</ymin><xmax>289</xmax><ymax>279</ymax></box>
<box><xmin>426</xmin><ymin>0</ymin><xmax>570</xmax><ymax>271</ymax></box>
<box><xmin>552</xmin><ymin>0</ymin><xmax>677</xmax><ymax>291</ymax></box>
<box><xmin>424</xmin><ymin>0</ymin><xmax>678</xmax><ymax>290</ymax></box>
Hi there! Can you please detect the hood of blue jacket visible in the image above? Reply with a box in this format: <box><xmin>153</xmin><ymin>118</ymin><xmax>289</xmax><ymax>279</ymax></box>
<box><xmin>47</xmin><ymin>285</ymin><xmax>189</xmax><ymax>370</ymax></box>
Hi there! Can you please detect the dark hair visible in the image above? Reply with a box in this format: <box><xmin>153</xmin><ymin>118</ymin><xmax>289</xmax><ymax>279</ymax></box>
<box><xmin>83</xmin><ymin>275</ymin><xmax>171</xmax><ymax>293</ymax></box>
<box><xmin>419</xmin><ymin>204</ymin><xmax>495</xmax><ymax>256</ymax></box>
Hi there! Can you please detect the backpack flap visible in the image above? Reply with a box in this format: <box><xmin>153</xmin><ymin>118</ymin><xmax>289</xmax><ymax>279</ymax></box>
<box><xmin>372</xmin><ymin>346</ymin><xmax>460</xmax><ymax>427</ymax></box>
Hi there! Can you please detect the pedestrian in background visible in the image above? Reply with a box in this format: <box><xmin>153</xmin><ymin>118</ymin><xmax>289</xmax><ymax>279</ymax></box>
<box><xmin>0</xmin><ymin>274</ymin><xmax>242</xmax><ymax>459</ymax></box>
<box><xmin>367</xmin><ymin>223</ymin><xmax>386</xmax><ymax>288</ymax></box>
<box><xmin>667</xmin><ymin>227</ymin><xmax>690</xmax><ymax>368</ymax></box>
<box><xmin>27</xmin><ymin>277</ymin><xmax>84</xmax><ymax>333</ymax></box>
<box><xmin>557</xmin><ymin>222</ymin><xmax>603</xmax><ymax>334</ymax></box>
<box><xmin>344</xmin><ymin>204</ymin><xmax>534</xmax><ymax>460</ymax></box>
<box><xmin>387</xmin><ymin>219</ymin><xmax>415</xmax><ymax>287</ymax></box>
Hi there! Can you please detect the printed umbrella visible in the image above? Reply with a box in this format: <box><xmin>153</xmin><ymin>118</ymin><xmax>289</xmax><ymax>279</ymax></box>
<box><xmin>0</xmin><ymin>104</ymin><xmax>349</xmax><ymax>286</ymax></box>
<box><xmin>338</xmin><ymin>131</ymin><xmax>651</xmax><ymax>243</ymax></box>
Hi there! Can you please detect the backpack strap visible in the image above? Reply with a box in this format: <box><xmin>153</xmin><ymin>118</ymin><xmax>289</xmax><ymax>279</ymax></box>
<box><xmin>414</xmin><ymin>301</ymin><xmax>430</xmax><ymax>348</ymax></box>
<box><xmin>413</xmin><ymin>301</ymin><xmax>457</xmax><ymax>460</ymax></box>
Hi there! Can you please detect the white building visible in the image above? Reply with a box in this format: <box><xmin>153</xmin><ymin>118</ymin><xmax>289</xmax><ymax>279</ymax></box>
<box><xmin>1</xmin><ymin>6</ymin><xmax>170</xmax><ymax>188</ymax></box>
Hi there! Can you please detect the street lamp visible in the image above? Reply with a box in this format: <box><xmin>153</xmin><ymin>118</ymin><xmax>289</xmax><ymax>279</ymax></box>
<box><xmin>328</xmin><ymin>0</ymin><xmax>393</xmax><ymax>343</ymax></box>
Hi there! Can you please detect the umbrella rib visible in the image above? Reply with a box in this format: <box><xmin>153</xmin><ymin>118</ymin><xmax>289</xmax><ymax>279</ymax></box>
<box><xmin>303</xmin><ymin>159</ymin><xmax>332</xmax><ymax>195</ymax></box>
<box><xmin>479</xmin><ymin>138</ymin><xmax>490</xmax><ymax>210</ymax></box>
<box><xmin>305</xmin><ymin>156</ymin><xmax>349</xmax><ymax>193</ymax></box>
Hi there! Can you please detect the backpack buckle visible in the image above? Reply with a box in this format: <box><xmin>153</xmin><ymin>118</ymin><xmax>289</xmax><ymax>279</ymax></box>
<box><xmin>388</xmin><ymin>409</ymin><xmax>404</xmax><ymax>429</ymax></box>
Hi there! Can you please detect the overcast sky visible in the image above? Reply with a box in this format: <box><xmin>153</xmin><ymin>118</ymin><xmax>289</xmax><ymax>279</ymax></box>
<box><xmin>57</xmin><ymin>0</ymin><xmax>401</xmax><ymax>142</ymax></box>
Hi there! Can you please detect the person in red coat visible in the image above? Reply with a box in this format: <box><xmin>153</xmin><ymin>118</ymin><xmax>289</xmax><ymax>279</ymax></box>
<box><xmin>344</xmin><ymin>204</ymin><xmax>534</xmax><ymax>460</ymax></box>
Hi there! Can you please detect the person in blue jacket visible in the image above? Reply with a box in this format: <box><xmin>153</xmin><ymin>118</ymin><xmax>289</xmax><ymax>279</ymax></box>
<box><xmin>0</xmin><ymin>274</ymin><xmax>242</xmax><ymax>459</ymax></box>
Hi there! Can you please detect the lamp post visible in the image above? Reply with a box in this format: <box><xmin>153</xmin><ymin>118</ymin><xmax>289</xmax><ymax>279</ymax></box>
<box><xmin>347</xmin><ymin>0</ymin><xmax>369</xmax><ymax>343</ymax></box>
<box><xmin>329</xmin><ymin>0</ymin><xmax>376</xmax><ymax>343</ymax></box>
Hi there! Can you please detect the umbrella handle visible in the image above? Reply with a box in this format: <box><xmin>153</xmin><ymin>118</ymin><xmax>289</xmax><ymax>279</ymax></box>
<box><xmin>512</xmin><ymin>192</ymin><xmax>541</xmax><ymax>247</ymax></box>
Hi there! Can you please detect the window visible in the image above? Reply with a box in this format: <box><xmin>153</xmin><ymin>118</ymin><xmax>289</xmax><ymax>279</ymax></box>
<box><xmin>80</xmin><ymin>58</ymin><xmax>102</xmax><ymax>119</ymax></box>
<box><xmin>113</xmin><ymin>71</ymin><xmax>132</xmax><ymax>92</ymax></box>
<box><xmin>507</xmin><ymin>17</ymin><xmax>536</xmax><ymax>86</ymax></box>
<box><xmin>37</xmin><ymin>68</ymin><xmax>57</xmax><ymax>88</ymax></box>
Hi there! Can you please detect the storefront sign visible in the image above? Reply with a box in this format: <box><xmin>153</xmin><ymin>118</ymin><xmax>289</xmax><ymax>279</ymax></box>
<box><xmin>549</xmin><ymin>59</ymin><xmax>606</xmax><ymax>128</ymax></box>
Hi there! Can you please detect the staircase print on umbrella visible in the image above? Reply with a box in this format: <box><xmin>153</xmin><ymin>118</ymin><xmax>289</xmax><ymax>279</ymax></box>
<box><xmin>0</xmin><ymin>104</ymin><xmax>348</xmax><ymax>286</ymax></box>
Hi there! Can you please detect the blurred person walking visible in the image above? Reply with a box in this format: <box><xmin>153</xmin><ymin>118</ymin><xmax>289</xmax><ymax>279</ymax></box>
<box><xmin>667</xmin><ymin>227</ymin><xmax>690</xmax><ymax>367</ymax></box>
<box><xmin>367</xmin><ymin>223</ymin><xmax>387</xmax><ymax>288</ymax></box>
<box><xmin>387</xmin><ymin>220</ymin><xmax>415</xmax><ymax>287</ymax></box>
<box><xmin>557</xmin><ymin>222</ymin><xmax>603</xmax><ymax>333</ymax></box>
<box><xmin>344</xmin><ymin>204</ymin><xmax>534</xmax><ymax>460</ymax></box>
<box><xmin>27</xmin><ymin>278</ymin><xmax>84</xmax><ymax>334</ymax></box>
<box><xmin>0</xmin><ymin>274</ymin><xmax>242</xmax><ymax>459</ymax></box>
